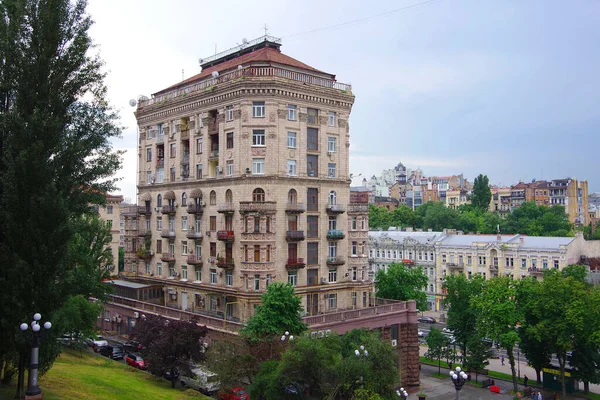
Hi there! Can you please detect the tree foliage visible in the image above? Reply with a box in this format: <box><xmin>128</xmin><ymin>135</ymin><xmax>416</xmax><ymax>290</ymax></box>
<box><xmin>425</xmin><ymin>327</ymin><xmax>451</xmax><ymax>375</ymax></box>
<box><xmin>206</xmin><ymin>340</ymin><xmax>261</xmax><ymax>388</ymax></box>
<box><xmin>464</xmin><ymin>336</ymin><xmax>492</xmax><ymax>383</ymax></box>
<box><xmin>131</xmin><ymin>315</ymin><xmax>207</xmax><ymax>388</ymax></box>
<box><xmin>471</xmin><ymin>174</ymin><xmax>492</xmax><ymax>211</ymax></box>
<box><xmin>375</xmin><ymin>263</ymin><xmax>428</xmax><ymax>310</ymax></box>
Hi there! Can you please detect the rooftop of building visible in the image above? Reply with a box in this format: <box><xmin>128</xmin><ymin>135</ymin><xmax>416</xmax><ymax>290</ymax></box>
<box><xmin>437</xmin><ymin>233</ymin><xmax>574</xmax><ymax>249</ymax></box>
<box><xmin>369</xmin><ymin>230</ymin><xmax>445</xmax><ymax>245</ymax></box>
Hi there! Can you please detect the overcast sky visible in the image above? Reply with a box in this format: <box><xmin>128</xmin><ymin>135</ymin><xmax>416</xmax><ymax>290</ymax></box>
<box><xmin>86</xmin><ymin>0</ymin><xmax>600</xmax><ymax>202</ymax></box>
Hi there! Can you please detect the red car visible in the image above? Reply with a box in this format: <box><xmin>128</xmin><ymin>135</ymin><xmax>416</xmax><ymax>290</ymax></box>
<box><xmin>125</xmin><ymin>353</ymin><xmax>147</xmax><ymax>370</ymax></box>
<box><xmin>217</xmin><ymin>387</ymin><xmax>249</xmax><ymax>400</ymax></box>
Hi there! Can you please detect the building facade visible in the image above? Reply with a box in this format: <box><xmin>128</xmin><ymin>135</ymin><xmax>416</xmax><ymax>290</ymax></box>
<box><xmin>96</xmin><ymin>194</ymin><xmax>125</xmax><ymax>273</ymax></box>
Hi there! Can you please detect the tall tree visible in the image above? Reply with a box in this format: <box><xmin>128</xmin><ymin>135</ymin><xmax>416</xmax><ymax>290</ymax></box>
<box><xmin>425</xmin><ymin>327</ymin><xmax>451</xmax><ymax>375</ymax></box>
<box><xmin>0</xmin><ymin>0</ymin><xmax>121</xmax><ymax>393</ymax></box>
<box><xmin>375</xmin><ymin>263</ymin><xmax>428</xmax><ymax>310</ymax></box>
<box><xmin>464</xmin><ymin>336</ymin><xmax>493</xmax><ymax>383</ymax></box>
<box><xmin>471</xmin><ymin>174</ymin><xmax>492</xmax><ymax>211</ymax></box>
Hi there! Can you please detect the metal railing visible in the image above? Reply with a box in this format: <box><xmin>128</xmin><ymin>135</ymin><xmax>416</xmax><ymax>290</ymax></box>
<box><xmin>302</xmin><ymin>301</ymin><xmax>407</xmax><ymax>326</ymax></box>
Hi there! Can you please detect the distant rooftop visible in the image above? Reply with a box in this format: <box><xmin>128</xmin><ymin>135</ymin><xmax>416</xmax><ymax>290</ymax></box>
<box><xmin>439</xmin><ymin>234</ymin><xmax>574</xmax><ymax>249</ymax></box>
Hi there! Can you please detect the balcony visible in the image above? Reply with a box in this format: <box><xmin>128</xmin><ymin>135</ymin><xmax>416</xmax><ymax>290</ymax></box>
<box><xmin>181</xmin><ymin>153</ymin><xmax>189</xmax><ymax>166</ymax></box>
<box><xmin>490</xmin><ymin>264</ymin><xmax>499</xmax><ymax>271</ymax></box>
<box><xmin>326</xmin><ymin>204</ymin><xmax>345</xmax><ymax>214</ymax></box>
<box><xmin>285</xmin><ymin>202</ymin><xmax>306</xmax><ymax>214</ymax></box>
<box><xmin>187</xmin><ymin>203</ymin><xmax>204</xmax><ymax>214</ymax></box>
<box><xmin>286</xmin><ymin>230</ymin><xmax>305</xmax><ymax>241</ymax></box>
<box><xmin>186</xmin><ymin>228</ymin><xmax>203</xmax><ymax>239</ymax></box>
<box><xmin>327</xmin><ymin>230</ymin><xmax>345</xmax><ymax>240</ymax></box>
<box><xmin>217</xmin><ymin>230</ymin><xmax>234</xmax><ymax>242</ymax></box>
<box><xmin>156</xmin><ymin>135</ymin><xmax>164</xmax><ymax>144</ymax></box>
<box><xmin>136</xmin><ymin>249</ymin><xmax>154</xmax><ymax>260</ymax></box>
<box><xmin>156</xmin><ymin>158</ymin><xmax>164</xmax><ymax>168</ymax></box>
<box><xmin>447</xmin><ymin>262</ymin><xmax>464</xmax><ymax>269</ymax></box>
<box><xmin>137</xmin><ymin>228</ymin><xmax>152</xmax><ymax>238</ymax></box>
<box><xmin>209</xmin><ymin>149</ymin><xmax>219</xmax><ymax>160</ymax></box>
<box><xmin>161</xmin><ymin>205</ymin><xmax>176</xmax><ymax>215</ymax></box>
<box><xmin>160</xmin><ymin>229</ymin><xmax>176</xmax><ymax>239</ymax></box>
<box><xmin>186</xmin><ymin>254</ymin><xmax>203</xmax><ymax>265</ymax></box>
<box><xmin>528</xmin><ymin>267</ymin><xmax>545</xmax><ymax>275</ymax></box>
<box><xmin>137</xmin><ymin>206</ymin><xmax>152</xmax><ymax>215</ymax></box>
<box><xmin>217</xmin><ymin>202</ymin><xmax>235</xmax><ymax>214</ymax></box>
<box><xmin>160</xmin><ymin>253</ymin><xmax>175</xmax><ymax>263</ymax></box>
<box><xmin>285</xmin><ymin>258</ymin><xmax>306</xmax><ymax>270</ymax></box>
<box><xmin>239</xmin><ymin>201</ymin><xmax>276</xmax><ymax>214</ymax></box>
<box><xmin>326</xmin><ymin>256</ymin><xmax>345</xmax><ymax>266</ymax></box>
<box><xmin>216</xmin><ymin>257</ymin><xmax>235</xmax><ymax>270</ymax></box>
<box><xmin>348</xmin><ymin>204</ymin><xmax>369</xmax><ymax>213</ymax></box>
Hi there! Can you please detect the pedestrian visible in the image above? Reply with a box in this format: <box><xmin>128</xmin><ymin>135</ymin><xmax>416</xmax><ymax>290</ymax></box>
<box><xmin>501</xmin><ymin>355</ymin><xmax>505</xmax><ymax>366</ymax></box>
<box><xmin>537</xmin><ymin>391</ymin><xmax>542</xmax><ymax>400</ymax></box>
<box><xmin>524</xmin><ymin>374</ymin><xmax>529</xmax><ymax>387</ymax></box>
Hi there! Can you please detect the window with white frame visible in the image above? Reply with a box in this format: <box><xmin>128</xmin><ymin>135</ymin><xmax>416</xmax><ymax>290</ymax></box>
<box><xmin>328</xmin><ymin>163</ymin><xmax>336</xmax><ymax>178</ymax></box>
<box><xmin>287</xmin><ymin>132</ymin><xmax>297</xmax><ymax>148</ymax></box>
<box><xmin>328</xmin><ymin>293</ymin><xmax>337</xmax><ymax>309</ymax></box>
<box><xmin>157</xmin><ymin>262</ymin><xmax>162</xmax><ymax>276</ymax></box>
<box><xmin>195</xmin><ymin>267</ymin><xmax>201</xmax><ymax>282</ymax></box>
<box><xmin>147</xmin><ymin>171</ymin><xmax>152</xmax><ymax>184</ymax></box>
<box><xmin>226</xmin><ymin>160</ymin><xmax>233</xmax><ymax>176</ymax></box>
<box><xmin>287</xmin><ymin>160</ymin><xmax>297</xmax><ymax>176</ymax></box>
<box><xmin>254</xmin><ymin>274</ymin><xmax>260</xmax><ymax>291</ymax></box>
<box><xmin>181</xmin><ymin>265</ymin><xmax>188</xmax><ymax>280</ymax></box>
<box><xmin>226</xmin><ymin>271</ymin><xmax>233</xmax><ymax>286</ymax></box>
<box><xmin>157</xmin><ymin>123</ymin><xmax>164</xmax><ymax>136</ymax></box>
<box><xmin>328</xmin><ymin>111</ymin><xmax>336</xmax><ymax>126</ymax></box>
<box><xmin>352</xmin><ymin>291</ymin><xmax>357</xmax><ymax>306</ymax></box>
<box><xmin>181</xmin><ymin>241</ymin><xmax>188</xmax><ymax>255</ymax></box>
<box><xmin>252</xmin><ymin>101</ymin><xmax>265</xmax><ymax>118</ymax></box>
<box><xmin>252</xmin><ymin>158</ymin><xmax>265</xmax><ymax>174</ymax></box>
<box><xmin>288</xmin><ymin>271</ymin><xmax>297</xmax><ymax>286</ymax></box>
<box><xmin>328</xmin><ymin>268</ymin><xmax>337</xmax><ymax>283</ymax></box>
<box><xmin>157</xmin><ymin>217</ymin><xmax>162</xmax><ymax>231</ymax></box>
<box><xmin>252</xmin><ymin>129</ymin><xmax>265</xmax><ymax>146</ymax></box>
<box><xmin>351</xmin><ymin>216</ymin><xmax>357</xmax><ymax>230</ymax></box>
<box><xmin>196</xmin><ymin>138</ymin><xmax>203</xmax><ymax>154</ymax></box>
<box><xmin>210</xmin><ymin>269</ymin><xmax>217</xmax><ymax>284</ymax></box>
<box><xmin>196</xmin><ymin>164</ymin><xmax>203</xmax><ymax>179</ymax></box>
<box><xmin>169</xmin><ymin>265</ymin><xmax>175</xmax><ymax>277</ymax></box>
<box><xmin>146</xmin><ymin>127</ymin><xmax>153</xmax><ymax>139</ymax></box>
<box><xmin>352</xmin><ymin>241</ymin><xmax>357</xmax><ymax>255</ymax></box>
<box><xmin>181</xmin><ymin>216</ymin><xmax>188</xmax><ymax>231</ymax></box>
<box><xmin>156</xmin><ymin>167</ymin><xmax>164</xmax><ymax>183</ymax></box>
<box><xmin>287</xmin><ymin>104</ymin><xmax>297</xmax><ymax>120</ymax></box>
<box><xmin>145</xmin><ymin>262</ymin><xmax>151</xmax><ymax>274</ymax></box>
<box><xmin>328</xmin><ymin>137</ymin><xmax>337</xmax><ymax>153</ymax></box>
<box><xmin>146</xmin><ymin>148</ymin><xmax>152</xmax><ymax>162</ymax></box>
<box><xmin>226</xmin><ymin>105</ymin><xmax>234</xmax><ymax>121</ymax></box>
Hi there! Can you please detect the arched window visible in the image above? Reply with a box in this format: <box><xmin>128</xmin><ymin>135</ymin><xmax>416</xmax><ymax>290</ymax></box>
<box><xmin>288</xmin><ymin>189</ymin><xmax>297</xmax><ymax>204</ymax></box>
<box><xmin>329</xmin><ymin>191</ymin><xmax>337</xmax><ymax>205</ymax></box>
<box><xmin>157</xmin><ymin>194</ymin><xmax>162</xmax><ymax>208</ymax></box>
<box><xmin>181</xmin><ymin>193</ymin><xmax>187</xmax><ymax>207</ymax></box>
<box><xmin>253</xmin><ymin>188</ymin><xmax>265</xmax><ymax>202</ymax></box>
<box><xmin>225</xmin><ymin>189</ymin><xmax>233</xmax><ymax>204</ymax></box>
<box><xmin>209</xmin><ymin>190</ymin><xmax>217</xmax><ymax>205</ymax></box>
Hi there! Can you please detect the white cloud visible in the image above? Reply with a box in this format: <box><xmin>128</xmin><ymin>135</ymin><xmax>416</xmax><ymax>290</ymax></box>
<box><xmin>112</xmin><ymin>147</ymin><xmax>137</xmax><ymax>203</ymax></box>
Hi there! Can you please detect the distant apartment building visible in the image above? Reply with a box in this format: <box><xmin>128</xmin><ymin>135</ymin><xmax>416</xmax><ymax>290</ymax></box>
<box><xmin>445</xmin><ymin>189</ymin><xmax>469</xmax><ymax>210</ymax></box>
<box><xmin>96</xmin><ymin>194</ymin><xmax>125</xmax><ymax>273</ymax></box>
<box><xmin>489</xmin><ymin>187</ymin><xmax>511</xmax><ymax>218</ymax></box>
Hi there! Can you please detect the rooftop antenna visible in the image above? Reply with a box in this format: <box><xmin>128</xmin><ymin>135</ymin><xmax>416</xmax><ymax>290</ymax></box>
<box><xmin>182</xmin><ymin>69</ymin><xmax>184</xmax><ymax>81</ymax></box>
<box><xmin>264</xmin><ymin>23</ymin><xmax>269</xmax><ymax>36</ymax></box>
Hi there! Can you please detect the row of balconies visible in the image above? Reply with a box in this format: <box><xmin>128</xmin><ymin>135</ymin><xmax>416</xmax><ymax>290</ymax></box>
<box><xmin>137</xmin><ymin>202</ymin><xmax>348</xmax><ymax>216</ymax></box>
<box><xmin>153</xmin><ymin>228</ymin><xmax>346</xmax><ymax>242</ymax></box>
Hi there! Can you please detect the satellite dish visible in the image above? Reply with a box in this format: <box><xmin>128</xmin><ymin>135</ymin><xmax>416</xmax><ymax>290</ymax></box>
<box><xmin>129</xmin><ymin>99</ymin><xmax>137</xmax><ymax>107</ymax></box>
<box><xmin>237</xmin><ymin>65</ymin><xmax>243</xmax><ymax>70</ymax></box>
<box><xmin>211</xmin><ymin>71</ymin><xmax>219</xmax><ymax>78</ymax></box>
<box><xmin>198</xmin><ymin>58</ymin><xmax>204</xmax><ymax>65</ymax></box>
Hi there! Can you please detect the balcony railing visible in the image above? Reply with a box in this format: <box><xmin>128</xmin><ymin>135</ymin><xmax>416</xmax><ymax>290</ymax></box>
<box><xmin>285</xmin><ymin>202</ymin><xmax>306</xmax><ymax>213</ymax></box>
<box><xmin>137</xmin><ymin>206</ymin><xmax>152</xmax><ymax>215</ymax></box>
<box><xmin>209</xmin><ymin>150</ymin><xmax>219</xmax><ymax>159</ymax></box>
<box><xmin>138</xmin><ymin>65</ymin><xmax>352</xmax><ymax>108</ymax></box>
<box><xmin>217</xmin><ymin>202</ymin><xmax>235</xmax><ymax>214</ymax></box>
<box><xmin>239</xmin><ymin>201</ymin><xmax>276</xmax><ymax>214</ymax></box>
<box><xmin>216</xmin><ymin>257</ymin><xmax>235</xmax><ymax>269</ymax></box>
<box><xmin>160</xmin><ymin>229</ymin><xmax>176</xmax><ymax>238</ymax></box>
<box><xmin>160</xmin><ymin>253</ymin><xmax>175</xmax><ymax>263</ymax></box>
<box><xmin>302</xmin><ymin>301</ymin><xmax>408</xmax><ymax>327</ymax></box>
<box><xmin>187</xmin><ymin>203</ymin><xmax>204</xmax><ymax>214</ymax></box>
<box><xmin>528</xmin><ymin>267</ymin><xmax>545</xmax><ymax>275</ymax></box>
<box><xmin>326</xmin><ymin>204</ymin><xmax>345</xmax><ymax>214</ymax></box>
<box><xmin>285</xmin><ymin>258</ymin><xmax>306</xmax><ymax>270</ymax></box>
<box><xmin>137</xmin><ymin>229</ymin><xmax>152</xmax><ymax>238</ymax></box>
<box><xmin>156</xmin><ymin>158</ymin><xmax>164</xmax><ymax>168</ymax></box>
<box><xmin>348</xmin><ymin>204</ymin><xmax>369</xmax><ymax>213</ymax></box>
<box><xmin>161</xmin><ymin>205</ymin><xmax>176</xmax><ymax>215</ymax></box>
<box><xmin>326</xmin><ymin>256</ymin><xmax>345</xmax><ymax>266</ymax></box>
<box><xmin>217</xmin><ymin>230</ymin><xmax>234</xmax><ymax>241</ymax></box>
<box><xmin>156</xmin><ymin>135</ymin><xmax>164</xmax><ymax>144</ymax></box>
<box><xmin>136</xmin><ymin>249</ymin><xmax>154</xmax><ymax>260</ymax></box>
<box><xmin>186</xmin><ymin>228</ymin><xmax>203</xmax><ymax>239</ymax></box>
<box><xmin>447</xmin><ymin>261</ymin><xmax>464</xmax><ymax>269</ymax></box>
<box><xmin>286</xmin><ymin>230</ymin><xmax>305</xmax><ymax>241</ymax></box>
<box><xmin>327</xmin><ymin>230</ymin><xmax>345</xmax><ymax>240</ymax></box>
<box><xmin>181</xmin><ymin>153</ymin><xmax>190</xmax><ymax>165</ymax></box>
<box><xmin>186</xmin><ymin>254</ymin><xmax>203</xmax><ymax>265</ymax></box>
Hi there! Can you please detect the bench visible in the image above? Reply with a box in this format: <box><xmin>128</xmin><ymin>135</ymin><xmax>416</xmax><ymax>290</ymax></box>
<box><xmin>482</xmin><ymin>378</ymin><xmax>495</xmax><ymax>388</ymax></box>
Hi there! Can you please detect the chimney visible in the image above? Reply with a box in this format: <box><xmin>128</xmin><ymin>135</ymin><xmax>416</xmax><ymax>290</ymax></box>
<box><xmin>519</xmin><ymin>236</ymin><xmax>524</xmax><ymax>244</ymax></box>
<box><xmin>497</xmin><ymin>234</ymin><xmax>502</xmax><ymax>241</ymax></box>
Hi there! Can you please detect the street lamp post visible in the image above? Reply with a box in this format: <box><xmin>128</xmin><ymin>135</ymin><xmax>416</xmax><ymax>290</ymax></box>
<box><xmin>396</xmin><ymin>387</ymin><xmax>409</xmax><ymax>399</ymax></box>
<box><xmin>355</xmin><ymin>345</ymin><xmax>368</xmax><ymax>388</ymax></box>
<box><xmin>449</xmin><ymin>366</ymin><xmax>468</xmax><ymax>400</ymax></box>
<box><xmin>19</xmin><ymin>313</ymin><xmax>52</xmax><ymax>400</ymax></box>
<box><xmin>281</xmin><ymin>331</ymin><xmax>294</xmax><ymax>342</ymax></box>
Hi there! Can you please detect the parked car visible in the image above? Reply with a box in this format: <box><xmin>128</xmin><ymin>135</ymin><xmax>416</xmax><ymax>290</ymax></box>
<box><xmin>442</xmin><ymin>327</ymin><xmax>454</xmax><ymax>334</ymax></box>
<box><xmin>180</xmin><ymin>366</ymin><xmax>220</xmax><ymax>395</ymax></box>
<box><xmin>217</xmin><ymin>387</ymin><xmax>249</xmax><ymax>400</ymax></box>
<box><xmin>418</xmin><ymin>316</ymin><xmax>436</xmax><ymax>324</ymax></box>
<box><xmin>417</xmin><ymin>329</ymin><xmax>425</xmax><ymax>338</ymax></box>
<box><xmin>87</xmin><ymin>335</ymin><xmax>108</xmax><ymax>352</ymax></box>
<box><xmin>124</xmin><ymin>340</ymin><xmax>145</xmax><ymax>353</ymax></box>
<box><xmin>99</xmin><ymin>345</ymin><xmax>124</xmax><ymax>360</ymax></box>
<box><xmin>125</xmin><ymin>353</ymin><xmax>147</xmax><ymax>370</ymax></box>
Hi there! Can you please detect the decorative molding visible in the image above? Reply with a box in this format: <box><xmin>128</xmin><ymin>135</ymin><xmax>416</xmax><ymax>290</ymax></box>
<box><xmin>233</xmin><ymin>109</ymin><xmax>242</xmax><ymax>120</ymax></box>
<box><xmin>338</xmin><ymin>119</ymin><xmax>347</xmax><ymax>128</ymax></box>
<box><xmin>242</xmin><ymin>111</ymin><xmax>248</xmax><ymax>122</ymax></box>
<box><xmin>252</xmin><ymin>147</ymin><xmax>266</xmax><ymax>156</ymax></box>
<box><xmin>277</xmin><ymin>109</ymin><xmax>287</xmax><ymax>119</ymax></box>
<box><xmin>319</xmin><ymin>116</ymin><xmax>328</xmax><ymax>125</ymax></box>
<box><xmin>269</xmin><ymin>111</ymin><xmax>276</xmax><ymax>122</ymax></box>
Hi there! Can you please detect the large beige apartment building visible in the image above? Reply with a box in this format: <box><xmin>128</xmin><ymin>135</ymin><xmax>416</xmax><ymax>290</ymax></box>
<box><xmin>96</xmin><ymin>194</ymin><xmax>125</xmax><ymax>273</ymax></box>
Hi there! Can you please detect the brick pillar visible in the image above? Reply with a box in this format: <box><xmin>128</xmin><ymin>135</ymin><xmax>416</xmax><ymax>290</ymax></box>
<box><xmin>398</xmin><ymin>321</ymin><xmax>420</xmax><ymax>388</ymax></box>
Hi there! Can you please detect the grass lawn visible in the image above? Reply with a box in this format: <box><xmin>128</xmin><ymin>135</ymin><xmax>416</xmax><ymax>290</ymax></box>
<box><xmin>0</xmin><ymin>349</ymin><xmax>211</xmax><ymax>400</ymax></box>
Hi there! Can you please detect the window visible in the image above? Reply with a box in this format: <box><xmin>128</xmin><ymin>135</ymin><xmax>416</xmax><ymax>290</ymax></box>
<box><xmin>522</xmin><ymin>258</ymin><xmax>527</xmax><ymax>268</ymax></box>
<box><xmin>479</xmin><ymin>256</ymin><xmax>486</xmax><ymax>265</ymax></box>
<box><xmin>181</xmin><ymin>265</ymin><xmax>188</xmax><ymax>280</ymax></box>
<box><xmin>254</xmin><ymin>274</ymin><xmax>260</xmax><ymax>291</ymax></box>
<box><xmin>288</xmin><ymin>271</ymin><xmax>297</xmax><ymax>286</ymax></box>
<box><xmin>252</xmin><ymin>158</ymin><xmax>265</xmax><ymax>174</ymax></box>
<box><xmin>327</xmin><ymin>137</ymin><xmax>336</xmax><ymax>153</ymax></box>
<box><xmin>156</xmin><ymin>167</ymin><xmax>164</xmax><ymax>183</ymax></box>
<box><xmin>328</xmin><ymin>242</ymin><xmax>337</xmax><ymax>259</ymax></box>
<box><xmin>209</xmin><ymin>216</ymin><xmax>216</xmax><ymax>231</ymax></box>
<box><xmin>146</xmin><ymin>126</ymin><xmax>153</xmax><ymax>139</ymax></box>
<box><xmin>532</xmin><ymin>258</ymin><xmax>537</xmax><ymax>268</ymax></box>
<box><xmin>328</xmin><ymin>190</ymin><xmax>337</xmax><ymax>205</ymax></box>
<box><xmin>181</xmin><ymin>193</ymin><xmax>187</xmax><ymax>206</ymax></box>
<box><xmin>352</xmin><ymin>291</ymin><xmax>357</xmax><ymax>306</ymax></box>
<box><xmin>328</xmin><ymin>293</ymin><xmax>337</xmax><ymax>309</ymax></box>
<box><xmin>307</xmin><ymin>216</ymin><xmax>318</xmax><ymax>238</ymax></box>
<box><xmin>210</xmin><ymin>269</ymin><xmax>217</xmax><ymax>284</ymax></box>
<box><xmin>252</xmin><ymin>188</ymin><xmax>265</xmax><ymax>202</ymax></box>
<box><xmin>442</xmin><ymin>254</ymin><xmax>447</xmax><ymax>263</ymax></box>
<box><xmin>196</xmin><ymin>164</ymin><xmax>203</xmax><ymax>179</ymax></box>
<box><xmin>307</xmin><ymin>108</ymin><xmax>318</xmax><ymax>124</ymax></box>
<box><xmin>157</xmin><ymin>217</ymin><xmax>162</xmax><ymax>231</ymax></box>
<box><xmin>157</xmin><ymin>194</ymin><xmax>163</xmax><ymax>208</ymax></box>
<box><xmin>226</xmin><ymin>160</ymin><xmax>233</xmax><ymax>176</ymax></box>
<box><xmin>156</xmin><ymin>239</ymin><xmax>162</xmax><ymax>254</ymax></box>
<box><xmin>106</xmin><ymin>205</ymin><xmax>113</xmax><ymax>215</ymax></box>
<box><xmin>254</xmin><ymin>218</ymin><xmax>260</xmax><ymax>233</ymax></box>
<box><xmin>287</xmin><ymin>160</ymin><xmax>297</xmax><ymax>176</ymax></box>
<box><xmin>170</xmin><ymin>167</ymin><xmax>176</xmax><ymax>182</ymax></box>
<box><xmin>307</xmin><ymin>242</ymin><xmax>318</xmax><ymax>264</ymax></box>
<box><xmin>181</xmin><ymin>241</ymin><xmax>188</xmax><ymax>255</ymax></box>
<box><xmin>226</xmin><ymin>105</ymin><xmax>234</xmax><ymax>121</ymax></box>
<box><xmin>147</xmin><ymin>171</ymin><xmax>152</xmax><ymax>184</ymax></box>
<box><xmin>170</xmin><ymin>143</ymin><xmax>176</xmax><ymax>158</ymax></box>
<box><xmin>307</xmin><ymin>127</ymin><xmax>318</xmax><ymax>150</ymax></box>
<box><xmin>328</xmin><ymin>111</ymin><xmax>336</xmax><ymax>127</ymax></box>
<box><xmin>195</xmin><ymin>267</ymin><xmax>201</xmax><ymax>282</ymax></box>
<box><xmin>352</xmin><ymin>241</ymin><xmax>357</xmax><ymax>256</ymax></box>
<box><xmin>169</xmin><ymin>265</ymin><xmax>175</xmax><ymax>277</ymax></box>
<box><xmin>210</xmin><ymin>242</ymin><xmax>216</xmax><ymax>257</ymax></box>
<box><xmin>328</xmin><ymin>268</ymin><xmax>337</xmax><ymax>283</ymax></box>
<box><xmin>288</xmin><ymin>189</ymin><xmax>298</xmax><ymax>204</ymax></box>
<box><xmin>252</xmin><ymin>101</ymin><xmax>265</xmax><ymax>117</ymax></box>
<box><xmin>168</xmin><ymin>216</ymin><xmax>175</xmax><ymax>232</ymax></box>
<box><xmin>146</xmin><ymin>148</ymin><xmax>152</xmax><ymax>162</ymax></box>
<box><xmin>252</xmin><ymin>130</ymin><xmax>265</xmax><ymax>146</ymax></box>
<box><xmin>328</xmin><ymin>163</ymin><xmax>336</xmax><ymax>178</ymax></box>
<box><xmin>307</xmin><ymin>154</ymin><xmax>318</xmax><ymax>176</ymax></box>
<box><xmin>157</xmin><ymin>123</ymin><xmax>164</xmax><ymax>137</ymax></box>
<box><xmin>266</xmin><ymin>274</ymin><xmax>271</xmax><ymax>286</ymax></box>
<box><xmin>467</xmin><ymin>255</ymin><xmax>472</xmax><ymax>265</ymax></box>
<box><xmin>307</xmin><ymin>188</ymin><xmax>318</xmax><ymax>211</ymax></box>
<box><xmin>224</xmin><ymin>133</ymin><xmax>233</xmax><ymax>151</ymax></box>
<box><xmin>106</xmin><ymin>220</ymin><xmax>113</xmax><ymax>228</ymax></box>
<box><xmin>196</xmin><ymin>138</ymin><xmax>203</xmax><ymax>154</ymax></box>
<box><xmin>145</xmin><ymin>262</ymin><xmax>151</xmax><ymax>274</ymax></box>
<box><xmin>181</xmin><ymin>216</ymin><xmax>188</xmax><ymax>231</ymax></box>
<box><xmin>554</xmin><ymin>259</ymin><xmax>559</xmax><ymax>269</ymax></box>
<box><xmin>328</xmin><ymin>216</ymin><xmax>337</xmax><ymax>231</ymax></box>
<box><xmin>287</xmin><ymin>104</ymin><xmax>297</xmax><ymax>120</ymax></box>
<box><xmin>226</xmin><ymin>271</ymin><xmax>233</xmax><ymax>286</ymax></box>
<box><xmin>287</xmin><ymin>132</ymin><xmax>297</xmax><ymax>148</ymax></box>
<box><xmin>351</xmin><ymin>216</ymin><xmax>357</xmax><ymax>229</ymax></box>
<box><xmin>209</xmin><ymin>190</ymin><xmax>216</xmax><ymax>205</ymax></box>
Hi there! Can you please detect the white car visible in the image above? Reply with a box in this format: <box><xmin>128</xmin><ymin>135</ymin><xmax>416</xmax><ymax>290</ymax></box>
<box><xmin>442</xmin><ymin>327</ymin><xmax>454</xmax><ymax>334</ymax></box>
<box><xmin>88</xmin><ymin>335</ymin><xmax>108</xmax><ymax>352</ymax></box>
<box><xmin>180</xmin><ymin>366</ymin><xmax>220</xmax><ymax>395</ymax></box>
<box><xmin>418</xmin><ymin>329</ymin><xmax>425</xmax><ymax>338</ymax></box>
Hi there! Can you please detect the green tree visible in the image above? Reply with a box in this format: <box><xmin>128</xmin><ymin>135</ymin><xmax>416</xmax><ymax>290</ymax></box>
<box><xmin>425</xmin><ymin>327</ymin><xmax>451</xmax><ymax>375</ymax></box>
<box><xmin>471</xmin><ymin>277</ymin><xmax>522</xmax><ymax>393</ymax></box>
<box><xmin>390</xmin><ymin>205</ymin><xmax>418</xmax><ymax>228</ymax></box>
<box><xmin>206</xmin><ymin>340</ymin><xmax>259</xmax><ymax>388</ymax></box>
<box><xmin>241</xmin><ymin>282</ymin><xmax>307</xmax><ymax>341</ymax></box>
<box><xmin>419</xmin><ymin>202</ymin><xmax>459</xmax><ymax>232</ymax></box>
<box><xmin>443</xmin><ymin>274</ymin><xmax>485</xmax><ymax>363</ymax></box>
<box><xmin>0</xmin><ymin>0</ymin><xmax>121</xmax><ymax>392</ymax></box>
<box><xmin>464</xmin><ymin>336</ymin><xmax>492</xmax><ymax>383</ymax></box>
<box><xmin>368</xmin><ymin>204</ymin><xmax>392</xmax><ymax>230</ymax></box>
<box><xmin>375</xmin><ymin>263</ymin><xmax>428</xmax><ymax>310</ymax></box>
<box><xmin>118</xmin><ymin>247</ymin><xmax>125</xmax><ymax>272</ymax></box>
<box><xmin>471</xmin><ymin>174</ymin><xmax>492</xmax><ymax>211</ymax></box>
